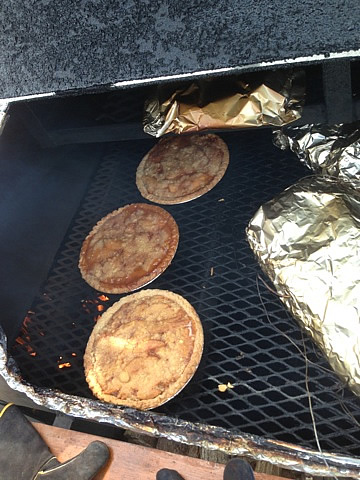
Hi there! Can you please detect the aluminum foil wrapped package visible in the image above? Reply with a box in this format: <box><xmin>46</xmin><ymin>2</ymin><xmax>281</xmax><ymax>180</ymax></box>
<box><xmin>273</xmin><ymin>122</ymin><xmax>360</xmax><ymax>189</ymax></box>
<box><xmin>144</xmin><ymin>70</ymin><xmax>304</xmax><ymax>137</ymax></box>
<box><xmin>246</xmin><ymin>175</ymin><xmax>360</xmax><ymax>395</ymax></box>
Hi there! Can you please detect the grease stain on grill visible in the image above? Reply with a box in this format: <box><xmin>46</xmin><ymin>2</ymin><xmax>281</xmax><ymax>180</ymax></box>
<box><xmin>9</xmin><ymin>130</ymin><xmax>360</xmax><ymax>457</ymax></box>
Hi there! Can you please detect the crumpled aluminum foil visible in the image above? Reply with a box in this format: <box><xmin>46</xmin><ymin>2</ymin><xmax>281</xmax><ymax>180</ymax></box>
<box><xmin>247</xmin><ymin>175</ymin><xmax>360</xmax><ymax>396</ymax></box>
<box><xmin>273</xmin><ymin>123</ymin><xmax>360</xmax><ymax>189</ymax></box>
<box><xmin>144</xmin><ymin>70</ymin><xmax>304</xmax><ymax>137</ymax></box>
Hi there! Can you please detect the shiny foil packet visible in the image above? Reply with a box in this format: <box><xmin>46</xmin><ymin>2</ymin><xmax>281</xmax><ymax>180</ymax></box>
<box><xmin>273</xmin><ymin>122</ymin><xmax>360</xmax><ymax>188</ymax></box>
<box><xmin>246</xmin><ymin>175</ymin><xmax>360</xmax><ymax>395</ymax></box>
<box><xmin>144</xmin><ymin>70</ymin><xmax>304</xmax><ymax>137</ymax></box>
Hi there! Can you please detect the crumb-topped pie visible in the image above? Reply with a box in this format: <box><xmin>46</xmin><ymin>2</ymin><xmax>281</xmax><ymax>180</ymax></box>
<box><xmin>136</xmin><ymin>133</ymin><xmax>229</xmax><ymax>204</ymax></box>
<box><xmin>84</xmin><ymin>289</ymin><xmax>204</xmax><ymax>410</ymax></box>
<box><xmin>79</xmin><ymin>203</ymin><xmax>179</xmax><ymax>294</ymax></box>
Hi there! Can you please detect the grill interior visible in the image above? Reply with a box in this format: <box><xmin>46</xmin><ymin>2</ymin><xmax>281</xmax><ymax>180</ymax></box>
<box><xmin>1</xmin><ymin>64</ymin><xmax>360</xmax><ymax>459</ymax></box>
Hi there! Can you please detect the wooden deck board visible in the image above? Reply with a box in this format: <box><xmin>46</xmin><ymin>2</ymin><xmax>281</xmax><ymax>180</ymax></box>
<box><xmin>33</xmin><ymin>422</ymin><xmax>294</xmax><ymax>480</ymax></box>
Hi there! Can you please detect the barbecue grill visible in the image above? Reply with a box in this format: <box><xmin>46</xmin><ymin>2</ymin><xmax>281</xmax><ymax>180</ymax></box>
<box><xmin>1</xmin><ymin>2</ymin><xmax>360</xmax><ymax>477</ymax></box>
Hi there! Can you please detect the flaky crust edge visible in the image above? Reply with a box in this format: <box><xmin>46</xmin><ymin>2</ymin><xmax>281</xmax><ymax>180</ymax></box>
<box><xmin>136</xmin><ymin>134</ymin><xmax>230</xmax><ymax>205</ymax></box>
<box><xmin>84</xmin><ymin>289</ymin><xmax>204</xmax><ymax>410</ymax></box>
<box><xmin>78</xmin><ymin>203</ymin><xmax>179</xmax><ymax>294</ymax></box>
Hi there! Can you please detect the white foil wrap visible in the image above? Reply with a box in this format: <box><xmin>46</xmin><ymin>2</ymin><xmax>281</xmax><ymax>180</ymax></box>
<box><xmin>246</xmin><ymin>175</ymin><xmax>360</xmax><ymax>395</ymax></box>
<box><xmin>273</xmin><ymin>123</ymin><xmax>360</xmax><ymax>189</ymax></box>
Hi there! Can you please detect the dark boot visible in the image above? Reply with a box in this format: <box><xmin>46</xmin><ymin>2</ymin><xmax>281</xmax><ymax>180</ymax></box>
<box><xmin>156</xmin><ymin>468</ymin><xmax>185</xmax><ymax>480</ymax></box>
<box><xmin>224</xmin><ymin>459</ymin><xmax>255</xmax><ymax>480</ymax></box>
<box><xmin>0</xmin><ymin>403</ymin><xmax>109</xmax><ymax>480</ymax></box>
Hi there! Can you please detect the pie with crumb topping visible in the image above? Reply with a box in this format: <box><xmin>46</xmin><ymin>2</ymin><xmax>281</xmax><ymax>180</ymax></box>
<box><xmin>84</xmin><ymin>289</ymin><xmax>204</xmax><ymax>410</ymax></box>
<box><xmin>79</xmin><ymin>204</ymin><xmax>179</xmax><ymax>294</ymax></box>
<box><xmin>136</xmin><ymin>133</ymin><xmax>229</xmax><ymax>204</ymax></box>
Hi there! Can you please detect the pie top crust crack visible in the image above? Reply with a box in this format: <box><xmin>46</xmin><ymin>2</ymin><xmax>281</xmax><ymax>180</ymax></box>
<box><xmin>84</xmin><ymin>289</ymin><xmax>204</xmax><ymax>410</ymax></box>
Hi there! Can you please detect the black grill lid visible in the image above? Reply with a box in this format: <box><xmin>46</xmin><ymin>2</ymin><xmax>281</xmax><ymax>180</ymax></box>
<box><xmin>1</xmin><ymin>1</ymin><xmax>360</xmax><ymax>99</ymax></box>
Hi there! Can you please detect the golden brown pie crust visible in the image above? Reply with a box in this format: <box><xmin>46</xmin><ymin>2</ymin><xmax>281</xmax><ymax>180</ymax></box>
<box><xmin>136</xmin><ymin>133</ymin><xmax>229</xmax><ymax>204</ymax></box>
<box><xmin>79</xmin><ymin>204</ymin><xmax>179</xmax><ymax>294</ymax></box>
<box><xmin>84</xmin><ymin>289</ymin><xmax>204</xmax><ymax>410</ymax></box>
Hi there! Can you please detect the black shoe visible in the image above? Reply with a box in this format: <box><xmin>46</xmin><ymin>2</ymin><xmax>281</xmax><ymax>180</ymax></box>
<box><xmin>156</xmin><ymin>468</ymin><xmax>185</xmax><ymax>480</ymax></box>
<box><xmin>0</xmin><ymin>403</ymin><xmax>109</xmax><ymax>480</ymax></box>
<box><xmin>224</xmin><ymin>458</ymin><xmax>255</xmax><ymax>480</ymax></box>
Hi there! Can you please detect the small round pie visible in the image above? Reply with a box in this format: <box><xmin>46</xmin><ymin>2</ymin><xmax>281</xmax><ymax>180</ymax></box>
<box><xmin>79</xmin><ymin>203</ymin><xmax>179</xmax><ymax>294</ymax></box>
<box><xmin>136</xmin><ymin>133</ymin><xmax>229</xmax><ymax>204</ymax></box>
<box><xmin>84</xmin><ymin>289</ymin><xmax>204</xmax><ymax>410</ymax></box>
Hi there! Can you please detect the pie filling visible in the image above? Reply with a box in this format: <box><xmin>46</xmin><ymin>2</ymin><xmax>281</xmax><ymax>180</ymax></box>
<box><xmin>80</xmin><ymin>204</ymin><xmax>178</xmax><ymax>291</ymax></box>
<box><xmin>137</xmin><ymin>134</ymin><xmax>228</xmax><ymax>201</ymax></box>
<box><xmin>85</xmin><ymin>291</ymin><xmax>202</xmax><ymax>407</ymax></box>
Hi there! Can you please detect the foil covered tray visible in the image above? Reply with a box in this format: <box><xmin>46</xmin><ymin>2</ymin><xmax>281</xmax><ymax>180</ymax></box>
<box><xmin>247</xmin><ymin>175</ymin><xmax>360</xmax><ymax>395</ymax></box>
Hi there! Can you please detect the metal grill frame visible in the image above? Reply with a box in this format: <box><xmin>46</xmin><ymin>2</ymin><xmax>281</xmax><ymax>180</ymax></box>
<box><xmin>2</xmin><ymin>129</ymin><xmax>360</xmax><ymax>476</ymax></box>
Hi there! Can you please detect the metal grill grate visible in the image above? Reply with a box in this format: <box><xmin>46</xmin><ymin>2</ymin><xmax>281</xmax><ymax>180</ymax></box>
<box><xmin>11</xmin><ymin>129</ymin><xmax>360</xmax><ymax>456</ymax></box>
